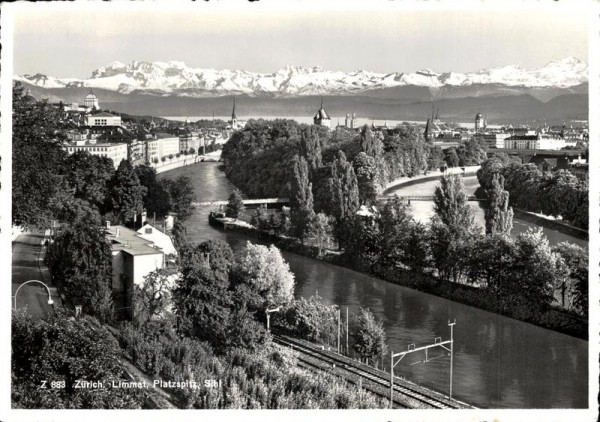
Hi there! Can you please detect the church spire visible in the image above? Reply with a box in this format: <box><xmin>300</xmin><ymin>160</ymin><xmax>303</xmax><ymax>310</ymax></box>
<box><xmin>232</xmin><ymin>97</ymin><xmax>237</xmax><ymax>120</ymax></box>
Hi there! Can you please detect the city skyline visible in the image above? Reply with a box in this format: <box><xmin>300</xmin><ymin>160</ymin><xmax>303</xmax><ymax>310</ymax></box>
<box><xmin>12</xmin><ymin>6</ymin><xmax>589</xmax><ymax>78</ymax></box>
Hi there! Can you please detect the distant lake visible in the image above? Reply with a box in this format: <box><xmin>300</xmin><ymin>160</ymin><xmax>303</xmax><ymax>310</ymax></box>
<box><xmin>162</xmin><ymin>115</ymin><xmax>428</xmax><ymax>127</ymax></box>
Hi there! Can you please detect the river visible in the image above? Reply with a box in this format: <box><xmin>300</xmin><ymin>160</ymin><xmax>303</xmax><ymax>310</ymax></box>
<box><xmin>160</xmin><ymin>162</ymin><xmax>588</xmax><ymax>409</ymax></box>
<box><xmin>385</xmin><ymin>176</ymin><xmax>588</xmax><ymax>248</ymax></box>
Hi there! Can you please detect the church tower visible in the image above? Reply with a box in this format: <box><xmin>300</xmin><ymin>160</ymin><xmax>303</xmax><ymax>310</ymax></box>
<box><xmin>313</xmin><ymin>98</ymin><xmax>331</xmax><ymax>129</ymax></box>
<box><xmin>231</xmin><ymin>98</ymin><xmax>238</xmax><ymax>128</ymax></box>
<box><xmin>475</xmin><ymin>113</ymin><xmax>485</xmax><ymax>132</ymax></box>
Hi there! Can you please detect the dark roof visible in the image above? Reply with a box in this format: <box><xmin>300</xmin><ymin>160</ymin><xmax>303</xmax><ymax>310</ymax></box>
<box><xmin>506</xmin><ymin>135</ymin><xmax>538</xmax><ymax>140</ymax></box>
<box><xmin>314</xmin><ymin>107</ymin><xmax>331</xmax><ymax>120</ymax></box>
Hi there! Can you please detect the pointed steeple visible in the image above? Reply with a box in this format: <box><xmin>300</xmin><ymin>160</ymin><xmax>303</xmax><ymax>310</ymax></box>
<box><xmin>424</xmin><ymin>118</ymin><xmax>432</xmax><ymax>141</ymax></box>
<box><xmin>232</xmin><ymin>97</ymin><xmax>237</xmax><ymax>120</ymax></box>
<box><xmin>320</xmin><ymin>96</ymin><xmax>324</xmax><ymax>109</ymax></box>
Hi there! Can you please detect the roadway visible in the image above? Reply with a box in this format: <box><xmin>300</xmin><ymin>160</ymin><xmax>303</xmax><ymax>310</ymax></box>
<box><xmin>12</xmin><ymin>230</ymin><xmax>58</xmax><ymax>319</ymax></box>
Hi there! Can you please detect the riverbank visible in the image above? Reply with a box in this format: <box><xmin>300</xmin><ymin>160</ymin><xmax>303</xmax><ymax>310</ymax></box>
<box><xmin>513</xmin><ymin>209</ymin><xmax>588</xmax><ymax>241</ymax></box>
<box><xmin>209</xmin><ymin>213</ymin><xmax>587</xmax><ymax>340</ymax></box>
<box><xmin>382</xmin><ymin>165</ymin><xmax>481</xmax><ymax>196</ymax></box>
<box><xmin>154</xmin><ymin>150</ymin><xmax>222</xmax><ymax>174</ymax></box>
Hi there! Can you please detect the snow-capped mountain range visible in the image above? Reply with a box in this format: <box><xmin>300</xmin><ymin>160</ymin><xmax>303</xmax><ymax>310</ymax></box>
<box><xmin>15</xmin><ymin>57</ymin><xmax>587</xmax><ymax>97</ymax></box>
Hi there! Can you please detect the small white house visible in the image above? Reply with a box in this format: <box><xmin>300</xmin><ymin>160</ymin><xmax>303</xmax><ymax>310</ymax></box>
<box><xmin>136</xmin><ymin>224</ymin><xmax>177</xmax><ymax>256</ymax></box>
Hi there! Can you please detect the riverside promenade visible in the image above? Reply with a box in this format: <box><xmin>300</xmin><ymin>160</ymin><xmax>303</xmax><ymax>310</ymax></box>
<box><xmin>154</xmin><ymin>150</ymin><xmax>222</xmax><ymax>174</ymax></box>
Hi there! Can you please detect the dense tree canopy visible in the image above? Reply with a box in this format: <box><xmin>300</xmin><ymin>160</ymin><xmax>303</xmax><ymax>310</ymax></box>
<box><xmin>479</xmin><ymin>159</ymin><xmax>588</xmax><ymax>229</ymax></box>
<box><xmin>108</xmin><ymin>160</ymin><xmax>146</xmax><ymax>225</ymax></box>
<box><xmin>484</xmin><ymin>173</ymin><xmax>513</xmax><ymax>236</ymax></box>
<box><xmin>352</xmin><ymin>308</ymin><xmax>387</xmax><ymax>366</ymax></box>
<box><xmin>12</xmin><ymin>82</ymin><xmax>68</xmax><ymax>227</ymax></box>
<box><xmin>234</xmin><ymin>242</ymin><xmax>295</xmax><ymax>308</ymax></box>
<box><xmin>12</xmin><ymin>310</ymin><xmax>147</xmax><ymax>408</ymax></box>
<box><xmin>46</xmin><ymin>215</ymin><xmax>114</xmax><ymax>321</ymax></box>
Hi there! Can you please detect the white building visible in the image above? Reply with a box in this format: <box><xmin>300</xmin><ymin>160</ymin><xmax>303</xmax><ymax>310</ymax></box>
<box><xmin>105</xmin><ymin>223</ymin><xmax>166</xmax><ymax>319</ymax></box>
<box><xmin>136</xmin><ymin>224</ymin><xmax>177</xmax><ymax>256</ymax></box>
<box><xmin>158</xmin><ymin>137</ymin><xmax>180</xmax><ymax>159</ymax></box>
<box><xmin>146</xmin><ymin>139</ymin><xmax>160</xmax><ymax>164</ymax></box>
<box><xmin>473</xmin><ymin>133</ymin><xmax>512</xmax><ymax>149</ymax></box>
<box><xmin>65</xmin><ymin>142</ymin><xmax>128</xmax><ymax>169</ymax></box>
<box><xmin>504</xmin><ymin>134</ymin><xmax>576</xmax><ymax>150</ymax></box>
<box><xmin>86</xmin><ymin>112</ymin><xmax>122</xmax><ymax>127</ymax></box>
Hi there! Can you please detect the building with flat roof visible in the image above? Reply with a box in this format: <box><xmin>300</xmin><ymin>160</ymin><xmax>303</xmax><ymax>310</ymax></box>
<box><xmin>86</xmin><ymin>112</ymin><xmax>122</xmax><ymax>127</ymax></box>
<box><xmin>65</xmin><ymin>142</ymin><xmax>128</xmax><ymax>169</ymax></box>
<box><xmin>504</xmin><ymin>134</ymin><xmax>575</xmax><ymax>150</ymax></box>
<box><xmin>473</xmin><ymin>132</ymin><xmax>512</xmax><ymax>149</ymax></box>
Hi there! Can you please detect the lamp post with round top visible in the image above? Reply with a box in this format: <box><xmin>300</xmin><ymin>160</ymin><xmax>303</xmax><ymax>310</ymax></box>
<box><xmin>13</xmin><ymin>279</ymin><xmax>54</xmax><ymax>311</ymax></box>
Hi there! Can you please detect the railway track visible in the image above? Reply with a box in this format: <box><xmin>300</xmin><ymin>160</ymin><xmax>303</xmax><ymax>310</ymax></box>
<box><xmin>274</xmin><ymin>335</ymin><xmax>474</xmax><ymax>409</ymax></box>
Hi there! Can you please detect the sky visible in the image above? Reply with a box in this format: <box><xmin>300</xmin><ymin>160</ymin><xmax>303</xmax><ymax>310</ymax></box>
<box><xmin>10</xmin><ymin>5</ymin><xmax>590</xmax><ymax>78</ymax></box>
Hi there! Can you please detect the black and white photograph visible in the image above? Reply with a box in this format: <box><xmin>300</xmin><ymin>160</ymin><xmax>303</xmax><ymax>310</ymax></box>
<box><xmin>1</xmin><ymin>1</ymin><xmax>597</xmax><ymax>421</ymax></box>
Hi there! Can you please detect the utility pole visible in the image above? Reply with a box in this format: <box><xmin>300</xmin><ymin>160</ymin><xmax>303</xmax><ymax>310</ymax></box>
<box><xmin>389</xmin><ymin>320</ymin><xmax>456</xmax><ymax>407</ymax></box>
<box><xmin>337</xmin><ymin>308</ymin><xmax>341</xmax><ymax>354</ymax></box>
<box><xmin>346</xmin><ymin>307</ymin><xmax>349</xmax><ymax>355</ymax></box>
<box><xmin>266</xmin><ymin>307</ymin><xmax>280</xmax><ymax>332</ymax></box>
<box><xmin>449</xmin><ymin>319</ymin><xmax>456</xmax><ymax>399</ymax></box>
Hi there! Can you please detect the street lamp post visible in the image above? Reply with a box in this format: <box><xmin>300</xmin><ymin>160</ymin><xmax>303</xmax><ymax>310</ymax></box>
<box><xmin>265</xmin><ymin>306</ymin><xmax>281</xmax><ymax>331</ymax></box>
<box><xmin>13</xmin><ymin>280</ymin><xmax>54</xmax><ymax>311</ymax></box>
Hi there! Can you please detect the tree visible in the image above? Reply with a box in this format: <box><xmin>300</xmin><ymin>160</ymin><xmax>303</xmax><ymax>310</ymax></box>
<box><xmin>133</xmin><ymin>268</ymin><xmax>178</xmax><ymax>326</ymax></box>
<box><xmin>513</xmin><ymin>228</ymin><xmax>561</xmax><ymax>312</ymax></box>
<box><xmin>553</xmin><ymin>242</ymin><xmax>588</xmax><ymax>314</ymax></box>
<box><xmin>173</xmin><ymin>258</ymin><xmax>234</xmax><ymax>352</ymax></box>
<box><xmin>299</xmin><ymin>125</ymin><xmax>322</xmax><ymax>173</ymax></box>
<box><xmin>168</xmin><ymin>175</ymin><xmax>196</xmax><ymax>221</ymax></box>
<box><xmin>280</xmin><ymin>295</ymin><xmax>338</xmax><ymax>345</ymax></box>
<box><xmin>443</xmin><ymin>148</ymin><xmax>460</xmax><ymax>168</ymax></box>
<box><xmin>456</xmin><ymin>138</ymin><xmax>487</xmax><ymax>166</ymax></box>
<box><xmin>63</xmin><ymin>151</ymin><xmax>115</xmax><ymax>210</ymax></box>
<box><xmin>352</xmin><ymin>308</ymin><xmax>387</xmax><ymax>366</ymax></box>
<box><xmin>234</xmin><ymin>242</ymin><xmax>295</xmax><ymax>308</ymax></box>
<box><xmin>378</xmin><ymin>195</ymin><xmax>414</xmax><ymax>270</ymax></box>
<box><xmin>12</xmin><ymin>310</ymin><xmax>147</xmax><ymax>408</ymax></box>
<box><xmin>135</xmin><ymin>165</ymin><xmax>171</xmax><ymax>219</ymax></box>
<box><xmin>290</xmin><ymin>155</ymin><xmax>315</xmax><ymax>241</ymax></box>
<box><xmin>251</xmin><ymin>204</ymin><xmax>269</xmax><ymax>230</ymax></box>
<box><xmin>307</xmin><ymin>213</ymin><xmax>334</xmax><ymax>256</ymax></box>
<box><xmin>225</xmin><ymin>188</ymin><xmax>245</xmax><ymax>219</ymax></box>
<box><xmin>171</xmin><ymin>220</ymin><xmax>187</xmax><ymax>253</ymax></box>
<box><xmin>108</xmin><ymin>160</ymin><xmax>146</xmax><ymax>225</ymax></box>
<box><xmin>484</xmin><ymin>173</ymin><xmax>513</xmax><ymax>236</ymax></box>
<box><xmin>12</xmin><ymin>82</ymin><xmax>68</xmax><ymax>227</ymax></box>
<box><xmin>466</xmin><ymin>234</ymin><xmax>518</xmax><ymax>291</ymax></box>
<box><xmin>353</xmin><ymin>152</ymin><xmax>379</xmax><ymax>205</ymax></box>
<box><xmin>46</xmin><ymin>217</ymin><xmax>114</xmax><ymax>321</ymax></box>
<box><xmin>433</xmin><ymin>174</ymin><xmax>477</xmax><ymax>235</ymax></box>
<box><xmin>173</xmin><ymin>240</ymin><xmax>268</xmax><ymax>353</ymax></box>
<box><xmin>314</xmin><ymin>151</ymin><xmax>360</xmax><ymax>248</ymax></box>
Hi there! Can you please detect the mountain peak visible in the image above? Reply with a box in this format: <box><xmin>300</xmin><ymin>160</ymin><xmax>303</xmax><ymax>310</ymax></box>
<box><xmin>18</xmin><ymin>57</ymin><xmax>588</xmax><ymax>97</ymax></box>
